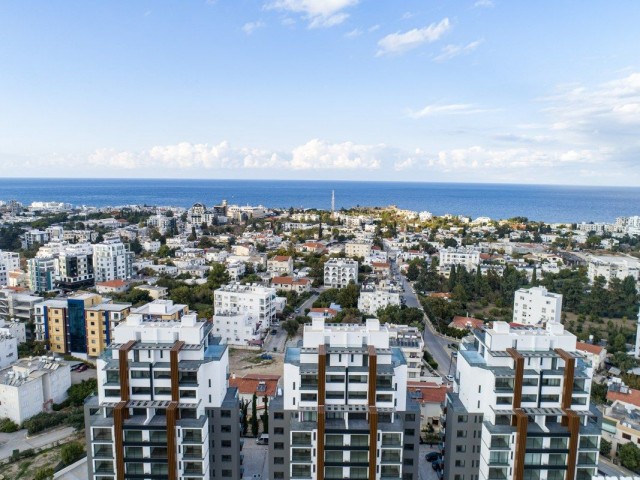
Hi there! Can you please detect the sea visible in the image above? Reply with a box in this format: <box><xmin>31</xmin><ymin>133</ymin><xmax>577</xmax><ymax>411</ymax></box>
<box><xmin>0</xmin><ymin>178</ymin><xmax>638</xmax><ymax>224</ymax></box>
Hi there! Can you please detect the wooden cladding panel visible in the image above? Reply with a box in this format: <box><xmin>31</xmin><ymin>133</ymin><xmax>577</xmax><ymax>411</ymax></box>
<box><xmin>167</xmin><ymin>402</ymin><xmax>179</xmax><ymax>480</ymax></box>
<box><xmin>368</xmin><ymin>344</ymin><xmax>377</xmax><ymax>407</ymax></box>
<box><xmin>556</xmin><ymin>349</ymin><xmax>576</xmax><ymax>411</ymax></box>
<box><xmin>369</xmin><ymin>406</ymin><xmax>378</xmax><ymax>480</ymax></box>
<box><xmin>113</xmin><ymin>401</ymin><xmax>127</xmax><ymax>480</ymax></box>
<box><xmin>118</xmin><ymin>340</ymin><xmax>136</xmax><ymax>409</ymax></box>
<box><xmin>318</xmin><ymin>344</ymin><xmax>326</xmax><ymax>407</ymax></box>
<box><xmin>507</xmin><ymin>348</ymin><xmax>525</xmax><ymax>419</ymax></box>
<box><xmin>513</xmin><ymin>409</ymin><xmax>528</xmax><ymax>480</ymax></box>
<box><xmin>317</xmin><ymin>405</ymin><xmax>325</xmax><ymax>480</ymax></box>
<box><xmin>170</xmin><ymin>341</ymin><xmax>185</xmax><ymax>402</ymax></box>
<box><xmin>564</xmin><ymin>409</ymin><xmax>580</xmax><ymax>480</ymax></box>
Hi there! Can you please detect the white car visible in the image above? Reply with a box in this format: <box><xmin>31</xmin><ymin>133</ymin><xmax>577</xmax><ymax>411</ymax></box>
<box><xmin>446</xmin><ymin>374</ymin><xmax>455</xmax><ymax>382</ymax></box>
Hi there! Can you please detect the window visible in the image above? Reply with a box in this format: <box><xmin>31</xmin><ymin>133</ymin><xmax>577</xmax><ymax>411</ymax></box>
<box><xmin>221</xmin><ymin>410</ymin><xmax>231</xmax><ymax>418</ymax></box>
<box><xmin>458</xmin><ymin>415</ymin><xmax>468</xmax><ymax>423</ymax></box>
<box><xmin>274</xmin><ymin>442</ymin><xmax>284</xmax><ymax>450</ymax></box>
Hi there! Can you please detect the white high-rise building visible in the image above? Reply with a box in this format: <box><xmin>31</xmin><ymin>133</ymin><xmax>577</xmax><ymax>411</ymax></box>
<box><xmin>269</xmin><ymin>318</ymin><xmax>421</xmax><ymax>480</ymax></box>
<box><xmin>444</xmin><ymin>321</ymin><xmax>601</xmax><ymax>480</ymax></box>
<box><xmin>84</xmin><ymin>313</ymin><xmax>242</xmax><ymax>480</ymax></box>
<box><xmin>357</xmin><ymin>283</ymin><xmax>401</xmax><ymax>315</ymax></box>
<box><xmin>27</xmin><ymin>256</ymin><xmax>57</xmax><ymax>293</ymax></box>
<box><xmin>213</xmin><ymin>283</ymin><xmax>277</xmax><ymax>343</ymax></box>
<box><xmin>0</xmin><ymin>251</ymin><xmax>20</xmax><ymax>288</ymax></box>
<box><xmin>438</xmin><ymin>247</ymin><xmax>481</xmax><ymax>273</ymax></box>
<box><xmin>324</xmin><ymin>258</ymin><xmax>358</xmax><ymax>288</ymax></box>
<box><xmin>93</xmin><ymin>238</ymin><xmax>134</xmax><ymax>283</ymax></box>
<box><xmin>512</xmin><ymin>286</ymin><xmax>563</xmax><ymax>326</ymax></box>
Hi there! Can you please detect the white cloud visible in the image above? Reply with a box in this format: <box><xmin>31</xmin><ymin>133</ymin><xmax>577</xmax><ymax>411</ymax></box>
<box><xmin>290</xmin><ymin>139</ymin><xmax>383</xmax><ymax>170</ymax></box>
<box><xmin>474</xmin><ymin>0</ymin><xmax>494</xmax><ymax>8</ymax></box>
<box><xmin>368</xmin><ymin>24</ymin><xmax>380</xmax><ymax>33</ymax></box>
<box><xmin>242</xmin><ymin>21</ymin><xmax>266</xmax><ymax>35</ymax></box>
<box><xmin>376</xmin><ymin>18</ymin><xmax>451</xmax><ymax>56</ymax></box>
<box><xmin>345</xmin><ymin>28</ymin><xmax>362</xmax><ymax>38</ymax></box>
<box><xmin>408</xmin><ymin>103</ymin><xmax>487</xmax><ymax>118</ymax></box>
<box><xmin>265</xmin><ymin>0</ymin><xmax>357</xmax><ymax>28</ymax></box>
<box><xmin>434</xmin><ymin>39</ymin><xmax>483</xmax><ymax>62</ymax></box>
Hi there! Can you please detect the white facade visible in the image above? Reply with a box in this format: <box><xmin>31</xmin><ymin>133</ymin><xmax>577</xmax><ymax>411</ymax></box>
<box><xmin>357</xmin><ymin>284</ymin><xmax>401</xmax><ymax>315</ymax></box>
<box><xmin>345</xmin><ymin>242</ymin><xmax>372</xmax><ymax>258</ymax></box>
<box><xmin>92</xmin><ymin>238</ymin><xmax>134</xmax><ymax>283</ymax></box>
<box><xmin>438</xmin><ymin>247</ymin><xmax>481</xmax><ymax>273</ymax></box>
<box><xmin>512</xmin><ymin>286</ymin><xmax>563</xmax><ymax>326</ymax></box>
<box><xmin>386</xmin><ymin>324</ymin><xmax>425</xmax><ymax>380</ymax></box>
<box><xmin>0</xmin><ymin>357</ymin><xmax>71</xmax><ymax>424</ymax></box>
<box><xmin>446</xmin><ymin>321</ymin><xmax>600</xmax><ymax>480</ymax></box>
<box><xmin>142</xmin><ymin>239</ymin><xmax>161</xmax><ymax>253</ymax></box>
<box><xmin>88</xmin><ymin>314</ymin><xmax>233</xmax><ymax>480</ymax></box>
<box><xmin>324</xmin><ymin>258</ymin><xmax>358</xmax><ymax>288</ymax></box>
<box><xmin>267</xmin><ymin>256</ymin><xmax>294</xmax><ymax>276</ymax></box>
<box><xmin>588</xmin><ymin>254</ymin><xmax>640</xmax><ymax>285</ymax></box>
<box><xmin>214</xmin><ymin>283</ymin><xmax>277</xmax><ymax>328</ymax></box>
<box><xmin>27</xmin><ymin>256</ymin><xmax>57</xmax><ymax>293</ymax></box>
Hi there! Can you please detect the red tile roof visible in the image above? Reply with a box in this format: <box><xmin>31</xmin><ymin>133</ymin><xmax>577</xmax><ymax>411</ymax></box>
<box><xmin>576</xmin><ymin>341</ymin><xmax>604</xmax><ymax>355</ymax></box>
<box><xmin>272</xmin><ymin>256</ymin><xmax>291</xmax><ymax>262</ymax></box>
<box><xmin>272</xmin><ymin>276</ymin><xmax>310</xmax><ymax>286</ymax></box>
<box><xmin>449</xmin><ymin>316</ymin><xmax>484</xmax><ymax>330</ymax></box>
<box><xmin>229</xmin><ymin>374</ymin><xmax>280</xmax><ymax>397</ymax></box>
<box><xmin>607</xmin><ymin>387</ymin><xmax>640</xmax><ymax>408</ymax></box>
<box><xmin>407</xmin><ymin>381</ymin><xmax>449</xmax><ymax>404</ymax></box>
<box><xmin>371</xmin><ymin>262</ymin><xmax>390</xmax><ymax>268</ymax></box>
<box><xmin>97</xmin><ymin>280</ymin><xmax>128</xmax><ymax>288</ymax></box>
<box><xmin>310</xmin><ymin>307</ymin><xmax>338</xmax><ymax>317</ymax></box>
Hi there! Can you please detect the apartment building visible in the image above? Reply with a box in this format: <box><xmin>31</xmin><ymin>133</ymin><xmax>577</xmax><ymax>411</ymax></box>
<box><xmin>268</xmin><ymin>255</ymin><xmax>294</xmax><ymax>276</ymax></box>
<box><xmin>0</xmin><ymin>356</ymin><xmax>71</xmax><ymax>424</ymax></box>
<box><xmin>345</xmin><ymin>241</ymin><xmax>372</xmax><ymax>258</ymax></box>
<box><xmin>58</xmin><ymin>242</ymin><xmax>95</xmax><ymax>288</ymax></box>
<box><xmin>131</xmin><ymin>299</ymin><xmax>188</xmax><ymax>321</ymax></box>
<box><xmin>271</xmin><ymin>276</ymin><xmax>312</xmax><ymax>293</ymax></box>
<box><xmin>21</xmin><ymin>229</ymin><xmax>50</xmax><ymax>249</ymax></box>
<box><xmin>0</xmin><ymin>288</ymin><xmax>43</xmax><ymax>340</ymax></box>
<box><xmin>438</xmin><ymin>247</ymin><xmax>481</xmax><ymax>273</ymax></box>
<box><xmin>0</xmin><ymin>250</ymin><xmax>20</xmax><ymax>286</ymax></box>
<box><xmin>324</xmin><ymin>258</ymin><xmax>358</xmax><ymax>288</ymax></box>
<box><xmin>93</xmin><ymin>238</ymin><xmax>134</xmax><ymax>283</ymax></box>
<box><xmin>269</xmin><ymin>318</ymin><xmax>421</xmax><ymax>480</ymax></box>
<box><xmin>27</xmin><ymin>256</ymin><xmax>57</xmax><ymax>293</ymax></box>
<box><xmin>213</xmin><ymin>283</ymin><xmax>276</xmax><ymax>345</ymax></box>
<box><xmin>0</xmin><ymin>329</ymin><xmax>17</xmax><ymax>369</ymax></box>
<box><xmin>587</xmin><ymin>255</ymin><xmax>640</xmax><ymax>285</ymax></box>
<box><xmin>357</xmin><ymin>283</ymin><xmax>401</xmax><ymax>316</ymax></box>
<box><xmin>84</xmin><ymin>302</ymin><xmax>132</xmax><ymax>356</ymax></box>
<box><xmin>387</xmin><ymin>324</ymin><xmax>425</xmax><ymax>380</ymax></box>
<box><xmin>512</xmin><ymin>286</ymin><xmax>563</xmax><ymax>326</ymax></box>
<box><xmin>84</xmin><ymin>313</ymin><xmax>242</xmax><ymax>480</ymax></box>
<box><xmin>444</xmin><ymin>321</ymin><xmax>601</xmax><ymax>480</ymax></box>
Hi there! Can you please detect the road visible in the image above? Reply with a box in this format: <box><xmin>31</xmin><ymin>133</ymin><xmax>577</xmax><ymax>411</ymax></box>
<box><xmin>0</xmin><ymin>426</ymin><xmax>77</xmax><ymax>460</ymax></box>
<box><xmin>392</xmin><ymin>260</ymin><xmax>455</xmax><ymax>378</ymax></box>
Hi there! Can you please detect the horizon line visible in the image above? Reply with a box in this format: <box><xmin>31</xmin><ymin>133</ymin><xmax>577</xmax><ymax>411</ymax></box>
<box><xmin>0</xmin><ymin>177</ymin><xmax>637</xmax><ymax>189</ymax></box>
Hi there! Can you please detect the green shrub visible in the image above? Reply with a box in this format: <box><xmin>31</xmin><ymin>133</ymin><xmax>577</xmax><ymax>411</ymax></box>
<box><xmin>0</xmin><ymin>417</ymin><xmax>19</xmax><ymax>433</ymax></box>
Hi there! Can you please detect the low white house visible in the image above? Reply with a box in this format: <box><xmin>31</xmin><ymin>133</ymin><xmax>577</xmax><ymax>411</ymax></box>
<box><xmin>0</xmin><ymin>357</ymin><xmax>71</xmax><ymax>424</ymax></box>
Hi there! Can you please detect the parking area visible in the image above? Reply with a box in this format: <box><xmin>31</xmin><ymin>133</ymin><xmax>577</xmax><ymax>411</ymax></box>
<box><xmin>241</xmin><ymin>437</ymin><xmax>269</xmax><ymax>479</ymax></box>
<box><xmin>419</xmin><ymin>444</ymin><xmax>443</xmax><ymax>480</ymax></box>
<box><xmin>69</xmin><ymin>363</ymin><xmax>97</xmax><ymax>384</ymax></box>
<box><xmin>263</xmin><ymin>327</ymin><xmax>288</xmax><ymax>353</ymax></box>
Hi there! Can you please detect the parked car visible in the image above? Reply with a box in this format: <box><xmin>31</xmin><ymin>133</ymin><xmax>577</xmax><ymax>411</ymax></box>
<box><xmin>77</xmin><ymin>364</ymin><xmax>88</xmax><ymax>372</ymax></box>
<box><xmin>256</xmin><ymin>434</ymin><xmax>269</xmax><ymax>445</ymax></box>
<box><xmin>425</xmin><ymin>452</ymin><xmax>441</xmax><ymax>462</ymax></box>
<box><xmin>260</xmin><ymin>353</ymin><xmax>273</xmax><ymax>360</ymax></box>
<box><xmin>432</xmin><ymin>459</ymin><xmax>443</xmax><ymax>471</ymax></box>
<box><xmin>446</xmin><ymin>374</ymin><xmax>454</xmax><ymax>382</ymax></box>
<box><xmin>271</xmin><ymin>329</ymin><xmax>278</xmax><ymax>335</ymax></box>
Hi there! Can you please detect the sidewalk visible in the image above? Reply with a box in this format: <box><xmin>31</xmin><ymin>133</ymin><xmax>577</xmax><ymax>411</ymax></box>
<box><xmin>0</xmin><ymin>426</ymin><xmax>77</xmax><ymax>461</ymax></box>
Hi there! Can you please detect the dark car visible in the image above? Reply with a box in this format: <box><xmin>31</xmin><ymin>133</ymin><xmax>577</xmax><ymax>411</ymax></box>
<box><xmin>425</xmin><ymin>452</ymin><xmax>441</xmax><ymax>462</ymax></box>
<box><xmin>77</xmin><ymin>364</ymin><xmax>88</xmax><ymax>372</ymax></box>
<box><xmin>432</xmin><ymin>459</ymin><xmax>443</xmax><ymax>471</ymax></box>
<box><xmin>271</xmin><ymin>329</ymin><xmax>278</xmax><ymax>335</ymax></box>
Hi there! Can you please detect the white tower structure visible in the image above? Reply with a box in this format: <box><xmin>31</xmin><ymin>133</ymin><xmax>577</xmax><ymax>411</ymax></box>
<box><xmin>635</xmin><ymin>306</ymin><xmax>640</xmax><ymax>358</ymax></box>
<box><xmin>331</xmin><ymin>189</ymin><xmax>335</xmax><ymax>213</ymax></box>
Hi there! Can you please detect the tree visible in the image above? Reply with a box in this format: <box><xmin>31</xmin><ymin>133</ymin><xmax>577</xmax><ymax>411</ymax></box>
<box><xmin>33</xmin><ymin>468</ymin><xmax>54</xmax><ymax>480</ymax></box>
<box><xmin>261</xmin><ymin>395</ymin><xmax>269</xmax><ymax>434</ymax></box>
<box><xmin>207</xmin><ymin>263</ymin><xmax>230</xmax><ymax>290</ymax></box>
<box><xmin>619</xmin><ymin>442</ymin><xmax>640</xmax><ymax>471</ymax></box>
<box><xmin>67</xmin><ymin>378</ymin><xmax>98</xmax><ymax>406</ymax></box>
<box><xmin>600</xmin><ymin>438</ymin><xmax>612</xmax><ymax>457</ymax></box>
<box><xmin>60</xmin><ymin>441</ymin><xmax>85</xmax><ymax>466</ymax></box>
<box><xmin>129</xmin><ymin>238</ymin><xmax>143</xmax><ymax>254</ymax></box>
<box><xmin>337</xmin><ymin>283</ymin><xmax>360</xmax><ymax>309</ymax></box>
<box><xmin>406</xmin><ymin>261</ymin><xmax>420</xmax><ymax>281</ymax></box>
<box><xmin>251</xmin><ymin>393</ymin><xmax>259</xmax><ymax>437</ymax></box>
<box><xmin>240</xmin><ymin>399</ymin><xmax>249</xmax><ymax>436</ymax></box>
<box><xmin>283</xmin><ymin>319</ymin><xmax>299</xmax><ymax>337</ymax></box>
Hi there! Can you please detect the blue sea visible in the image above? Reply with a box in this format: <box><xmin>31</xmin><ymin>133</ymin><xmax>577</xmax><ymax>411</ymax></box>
<box><xmin>0</xmin><ymin>178</ymin><xmax>638</xmax><ymax>223</ymax></box>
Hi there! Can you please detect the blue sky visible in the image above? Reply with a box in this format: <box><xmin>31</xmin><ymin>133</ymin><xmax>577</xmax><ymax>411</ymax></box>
<box><xmin>1</xmin><ymin>0</ymin><xmax>640</xmax><ymax>185</ymax></box>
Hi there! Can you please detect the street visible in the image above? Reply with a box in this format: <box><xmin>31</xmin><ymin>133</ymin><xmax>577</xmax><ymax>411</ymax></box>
<box><xmin>393</xmin><ymin>262</ymin><xmax>455</xmax><ymax>378</ymax></box>
<box><xmin>0</xmin><ymin>426</ymin><xmax>77</xmax><ymax>460</ymax></box>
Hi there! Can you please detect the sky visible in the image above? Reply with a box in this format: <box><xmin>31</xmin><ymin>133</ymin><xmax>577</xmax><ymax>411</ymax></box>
<box><xmin>1</xmin><ymin>1</ymin><xmax>640</xmax><ymax>185</ymax></box>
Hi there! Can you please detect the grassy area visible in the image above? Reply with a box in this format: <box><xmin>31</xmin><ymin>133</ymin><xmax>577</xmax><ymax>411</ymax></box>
<box><xmin>0</xmin><ymin>432</ymin><xmax>85</xmax><ymax>479</ymax></box>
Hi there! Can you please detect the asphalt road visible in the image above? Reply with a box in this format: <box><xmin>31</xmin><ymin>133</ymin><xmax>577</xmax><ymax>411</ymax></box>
<box><xmin>392</xmin><ymin>262</ymin><xmax>454</xmax><ymax>378</ymax></box>
<box><xmin>598</xmin><ymin>457</ymin><xmax>635</xmax><ymax>477</ymax></box>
